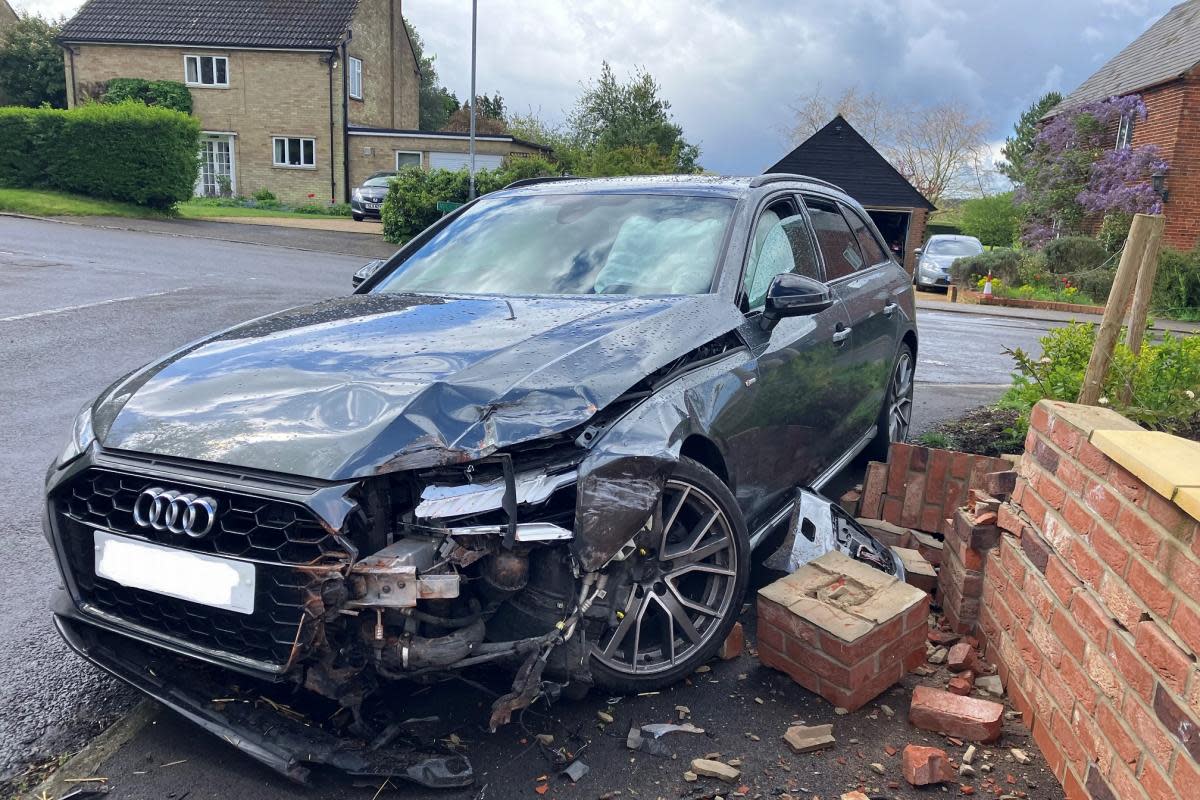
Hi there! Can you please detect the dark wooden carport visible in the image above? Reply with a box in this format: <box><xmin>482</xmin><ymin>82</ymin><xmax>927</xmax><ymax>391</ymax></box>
<box><xmin>764</xmin><ymin>115</ymin><xmax>936</xmax><ymax>276</ymax></box>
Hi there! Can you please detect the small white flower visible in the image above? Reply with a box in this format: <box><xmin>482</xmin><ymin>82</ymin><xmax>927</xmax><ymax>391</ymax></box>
<box><xmin>1187</xmin><ymin>390</ymin><xmax>1196</xmax><ymax>400</ymax></box>
<box><xmin>1039</xmin><ymin>357</ymin><xmax>1052</xmax><ymax>364</ymax></box>
<box><xmin>1099</xmin><ymin>396</ymin><xmax>1109</xmax><ymax>405</ymax></box>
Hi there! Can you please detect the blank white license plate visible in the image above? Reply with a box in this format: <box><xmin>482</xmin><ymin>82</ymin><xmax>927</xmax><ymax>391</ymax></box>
<box><xmin>94</xmin><ymin>530</ymin><xmax>256</xmax><ymax>614</ymax></box>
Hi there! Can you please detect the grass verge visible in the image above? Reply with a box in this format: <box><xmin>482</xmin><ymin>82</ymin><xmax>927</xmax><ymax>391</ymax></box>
<box><xmin>0</xmin><ymin>187</ymin><xmax>163</xmax><ymax>218</ymax></box>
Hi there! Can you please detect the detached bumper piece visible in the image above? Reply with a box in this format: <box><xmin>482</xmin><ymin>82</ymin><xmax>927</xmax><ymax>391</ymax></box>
<box><xmin>54</xmin><ymin>610</ymin><xmax>474</xmax><ymax>789</ymax></box>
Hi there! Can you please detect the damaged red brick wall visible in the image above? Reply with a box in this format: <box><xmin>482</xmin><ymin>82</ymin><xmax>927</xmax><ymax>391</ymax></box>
<box><xmin>978</xmin><ymin>401</ymin><xmax>1200</xmax><ymax>800</ymax></box>
<box><xmin>858</xmin><ymin>443</ymin><xmax>1012</xmax><ymax>533</ymax></box>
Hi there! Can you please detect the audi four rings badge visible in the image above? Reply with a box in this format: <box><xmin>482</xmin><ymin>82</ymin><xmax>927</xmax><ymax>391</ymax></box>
<box><xmin>132</xmin><ymin>487</ymin><xmax>218</xmax><ymax>537</ymax></box>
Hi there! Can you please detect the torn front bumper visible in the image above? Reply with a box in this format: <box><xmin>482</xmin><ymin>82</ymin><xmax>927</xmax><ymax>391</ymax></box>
<box><xmin>52</xmin><ymin>590</ymin><xmax>474</xmax><ymax>788</ymax></box>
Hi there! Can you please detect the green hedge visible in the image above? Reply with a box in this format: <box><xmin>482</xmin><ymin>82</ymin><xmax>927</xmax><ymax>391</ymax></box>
<box><xmin>949</xmin><ymin>250</ymin><xmax>1023</xmax><ymax>285</ymax></box>
<box><xmin>102</xmin><ymin>78</ymin><xmax>193</xmax><ymax>114</ymax></box>
<box><xmin>0</xmin><ymin>102</ymin><xmax>200</xmax><ymax>209</ymax></box>
<box><xmin>381</xmin><ymin>155</ymin><xmax>556</xmax><ymax>242</ymax></box>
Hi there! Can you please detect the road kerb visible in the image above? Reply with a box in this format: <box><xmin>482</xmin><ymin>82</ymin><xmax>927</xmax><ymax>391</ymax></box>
<box><xmin>26</xmin><ymin>700</ymin><xmax>158</xmax><ymax>799</ymax></box>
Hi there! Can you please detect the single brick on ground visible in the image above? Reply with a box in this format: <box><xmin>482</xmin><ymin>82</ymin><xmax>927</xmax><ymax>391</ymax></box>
<box><xmin>757</xmin><ymin>550</ymin><xmax>928</xmax><ymax>711</ymax></box>
<box><xmin>908</xmin><ymin>685</ymin><xmax>1004</xmax><ymax>742</ymax></box>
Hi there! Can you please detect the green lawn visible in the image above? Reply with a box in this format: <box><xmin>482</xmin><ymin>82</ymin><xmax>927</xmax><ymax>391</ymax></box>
<box><xmin>0</xmin><ymin>187</ymin><xmax>164</xmax><ymax>218</ymax></box>
<box><xmin>175</xmin><ymin>203</ymin><xmax>323</xmax><ymax>219</ymax></box>
<box><xmin>0</xmin><ymin>188</ymin><xmax>340</xmax><ymax>221</ymax></box>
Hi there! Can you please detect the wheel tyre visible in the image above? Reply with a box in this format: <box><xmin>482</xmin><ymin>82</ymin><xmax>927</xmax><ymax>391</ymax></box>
<box><xmin>588</xmin><ymin>457</ymin><xmax>750</xmax><ymax>694</ymax></box>
<box><xmin>353</xmin><ymin>214</ymin><xmax>364</xmax><ymax>222</ymax></box>
<box><xmin>865</xmin><ymin>343</ymin><xmax>915</xmax><ymax>462</ymax></box>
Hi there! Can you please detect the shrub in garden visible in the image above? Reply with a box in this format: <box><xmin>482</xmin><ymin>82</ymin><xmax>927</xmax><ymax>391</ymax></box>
<box><xmin>381</xmin><ymin>155</ymin><xmax>557</xmax><ymax>243</ymax></box>
<box><xmin>101</xmin><ymin>78</ymin><xmax>193</xmax><ymax>114</ymax></box>
<box><xmin>1002</xmin><ymin>322</ymin><xmax>1200</xmax><ymax>437</ymax></box>
<box><xmin>0</xmin><ymin>102</ymin><xmax>200</xmax><ymax>209</ymax></box>
<box><xmin>1098</xmin><ymin>212</ymin><xmax>1132</xmax><ymax>254</ymax></box>
<box><xmin>1153</xmin><ymin>247</ymin><xmax>1200</xmax><ymax>317</ymax></box>
<box><xmin>949</xmin><ymin>249</ymin><xmax>1022</xmax><ymax>286</ymax></box>
<box><xmin>1042</xmin><ymin>235</ymin><xmax>1108</xmax><ymax>275</ymax></box>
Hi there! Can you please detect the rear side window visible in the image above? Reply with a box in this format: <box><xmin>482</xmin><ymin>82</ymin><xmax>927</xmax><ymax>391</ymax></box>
<box><xmin>841</xmin><ymin>204</ymin><xmax>890</xmax><ymax>266</ymax></box>
<box><xmin>804</xmin><ymin>196</ymin><xmax>863</xmax><ymax>281</ymax></box>
<box><xmin>742</xmin><ymin>198</ymin><xmax>822</xmax><ymax>310</ymax></box>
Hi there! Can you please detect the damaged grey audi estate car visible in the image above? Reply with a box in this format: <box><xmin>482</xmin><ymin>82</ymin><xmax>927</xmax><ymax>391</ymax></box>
<box><xmin>45</xmin><ymin>174</ymin><xmax>916</xmax><ymax>786</ymax></box>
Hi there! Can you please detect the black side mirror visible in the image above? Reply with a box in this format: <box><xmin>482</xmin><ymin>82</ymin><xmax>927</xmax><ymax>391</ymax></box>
<box><xmin>762</xmin><ymin>273</ymin><xmax>833</xmax><ymax>323</ymax></box>
<box><xmin>352</xmin><ymin>259</ymin><xmax>384</xmax><ymax>289</ymax></box>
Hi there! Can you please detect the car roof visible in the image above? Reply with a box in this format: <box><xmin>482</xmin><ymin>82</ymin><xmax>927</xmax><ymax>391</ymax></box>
<box><xmin>493</xmin><ymin>173</ymin><xmax>857</xmax><ymax>202</ymax></box>
<box><xmin>928</xmin><ymin>234</ymin><xmax>981</xmax><ymax>241</ymax></box>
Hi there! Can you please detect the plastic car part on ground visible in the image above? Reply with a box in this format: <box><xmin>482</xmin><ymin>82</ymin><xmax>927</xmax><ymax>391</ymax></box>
<box><xmin>764</xmin><ymin>488</ymin><xmax>906</xmax><ymax>578</ymax></box>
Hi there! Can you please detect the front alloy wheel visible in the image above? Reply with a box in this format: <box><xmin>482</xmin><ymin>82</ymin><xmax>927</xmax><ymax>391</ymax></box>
<box><xmin>589</xmin><ymin>458</ymin><xmax>749</xmax><ymax>692</ymax></box>
<box><xmin>887</xmin><ymin>349</ymin><xmax>914</xmax><ymax>444</ymax></box>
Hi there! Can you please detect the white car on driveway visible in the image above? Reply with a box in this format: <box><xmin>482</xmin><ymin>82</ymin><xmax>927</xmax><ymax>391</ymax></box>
<box><xmin>915</xmin><ymin>234</ymin><xmax>983</xmax><ymax>290</ymax></box>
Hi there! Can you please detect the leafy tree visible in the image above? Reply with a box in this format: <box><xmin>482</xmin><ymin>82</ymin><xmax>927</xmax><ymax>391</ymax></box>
<box><xmin>440</xmin><ymin>94</ymin><xmax>509</xmax><ymax>133</ymax></box>
<box><xmin>474</xmin><ymin>93</ymin><xmax>505</xmax><ymax>121</ymax></box>
<box><xmin>960</xmin><ymin>192</ymin><xmax>1019</xmax><ymax>248</ymax></box>
<box><xmin>998</xmin><ymin>92</ymin><xmax>1062</xmax><ymax>185</ymax></box>
<box><xmin>100</xmin><ymin>78</ymin><xmax>193</xmax><ymax>114</ymax></box>
<box><xmin>568</xmin><ymin>62</ymin><xmax>700</xmax><ymax>173</ymax></box>
<box><xmin>0</xmin><ymin>14</ymin><xmax>67</xmax><ymax>108</ymax></box>
<box><xmin>404</xmin><ymin>19</ymin><xmax>459</xmax><ymax>131</ymax></box>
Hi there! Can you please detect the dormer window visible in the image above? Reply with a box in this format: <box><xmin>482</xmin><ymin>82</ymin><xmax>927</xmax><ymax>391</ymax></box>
<box><xmin>1116</xmin><ymin>112</ymin><xmax>1134</xmax><ymax>149</ymax></box>
<box><xmin>185</xmin><ymin>55</ymin><xmax>228</xmax><ymax>87</ymax></box>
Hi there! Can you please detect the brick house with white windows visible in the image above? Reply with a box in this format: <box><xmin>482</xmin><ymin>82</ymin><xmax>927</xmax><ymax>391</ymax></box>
<box><xmin>1050</xmin><ymin>0</ymin><xmax>1200</xmax><ymax>250</ymax></box>
<box><xmin>58</xmin><ymin>0</ymin><xmax>547</xmax><ymax>205</ymax></box>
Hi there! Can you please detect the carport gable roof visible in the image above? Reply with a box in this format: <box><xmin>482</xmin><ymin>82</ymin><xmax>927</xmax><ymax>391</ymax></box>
<box><xmin>1049</xmin><ymin>0</ymin><xmax>1200</xmax><ymax>115</ymax></box>
<box><xmin>765</xmin><ymin>115</ymin><xmax>935</xmax><ymax>211</ymax></box>
<box><xmin>59</xmin><ymin>0</ymin><xmax>360</xmax><ymax>50</ymax></box>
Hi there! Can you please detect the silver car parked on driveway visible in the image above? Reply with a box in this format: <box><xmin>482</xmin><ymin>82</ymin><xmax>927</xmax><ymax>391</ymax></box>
<box><xmin>914</xmin><ymin>234</ymin><xmax>983</xmax><ymax>290</ymax></box>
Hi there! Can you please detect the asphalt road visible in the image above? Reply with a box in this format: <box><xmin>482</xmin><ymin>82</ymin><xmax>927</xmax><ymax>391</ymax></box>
<box><xmin>0</xmin><ymin>216</ymin><xmax>1056</xmax><ymax>797</ymax></box>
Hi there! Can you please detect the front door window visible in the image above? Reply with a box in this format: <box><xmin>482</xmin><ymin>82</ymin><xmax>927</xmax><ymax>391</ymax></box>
<box><xmin>197</xmin><ymin>137</ymin><xmax>234</xmax><ymax>197</ymax></box>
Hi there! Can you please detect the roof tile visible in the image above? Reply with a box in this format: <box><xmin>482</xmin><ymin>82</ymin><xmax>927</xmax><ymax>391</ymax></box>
<box><xmin>60</xmin><ymin>0</ymin><xmax>359</xmax><ymax>50</ymax></box>
<box><xmin>1055</xmin><ymin>0</ymin><xmax>1200</xmax><ymax>112</ymax></box>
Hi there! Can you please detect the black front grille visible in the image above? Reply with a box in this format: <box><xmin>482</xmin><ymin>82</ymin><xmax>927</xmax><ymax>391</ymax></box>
<box><xmin>54</xmin><ymin>468</ymin><xmax>349</xmax><ymax>668</ymax></box>
<box><xmin>60</xmin><ymin>469</ymin><xmax>347</xmax><ymax>566</ymax></box>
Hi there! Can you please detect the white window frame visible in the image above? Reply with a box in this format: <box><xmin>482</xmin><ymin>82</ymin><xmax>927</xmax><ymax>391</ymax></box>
<box><xmin>1116</xmin><ymin>112</ymin><xmax>1134</xmax><ymax>149</ymax></box>
<box><xmin>184</xmin><ymin>54</ymin><xmax>229</xmax><ymax>88</ymax></box>
<box><xmin>272</xmin><ymin>136</ymin><xmax>317</xmax><ymax>169</ymax></box>
<box><xmin>394</xmin><ymin>150</ymin><xmax>422</xmax><ymax>170</ymax></box>
<box><xmin>349</xmin><ymin>56</ymin><xmax>363</xmax><ymax>100</ymax></box>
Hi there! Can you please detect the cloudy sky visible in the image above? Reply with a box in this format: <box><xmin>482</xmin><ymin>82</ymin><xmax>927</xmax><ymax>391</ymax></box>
<box><xmin>14</xmin><ymin>0</ymin><xmax>1181</xmax><ymax>174</ymax></box>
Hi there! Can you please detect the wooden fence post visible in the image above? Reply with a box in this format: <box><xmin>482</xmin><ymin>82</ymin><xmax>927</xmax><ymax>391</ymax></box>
<box><xmin>1077</xmin><ymin>213</ymin><xmax>1163</xmax><ymax>406</ymax></box>
<box><xmin>1124</xmin><ymin>216</ymin><xmax>1166</xmax><ymax>355</ymax></box>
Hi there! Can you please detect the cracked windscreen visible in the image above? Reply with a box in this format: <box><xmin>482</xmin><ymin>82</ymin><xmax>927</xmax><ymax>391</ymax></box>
<box><xmin>372</xmin><ymin>193</ymin><xmax>735</xmax><ymax>296</ymax></box>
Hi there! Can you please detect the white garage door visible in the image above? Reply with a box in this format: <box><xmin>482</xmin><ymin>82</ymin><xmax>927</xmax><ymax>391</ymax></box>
<box><xmin>429</xmin><ymin>152</ymin><xmax>505</xmax><ymax>172</ymax></box>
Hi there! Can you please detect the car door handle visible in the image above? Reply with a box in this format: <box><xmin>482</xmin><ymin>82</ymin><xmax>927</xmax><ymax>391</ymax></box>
<box><xmin>883</xmin><ymin>302</ymin><xmax>899</xmax><ymax>317</ymax></box>
<box><xmin>832</xmin><ymin>326</ymin><xmax>852</xmax><ymax>344</ymax></box>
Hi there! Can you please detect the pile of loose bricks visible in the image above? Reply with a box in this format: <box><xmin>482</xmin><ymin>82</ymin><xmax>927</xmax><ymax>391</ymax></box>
<box><xmin>756</xmin><ymin>403</ymin><xmax>1200</xmax><ymax>799</ymax></box>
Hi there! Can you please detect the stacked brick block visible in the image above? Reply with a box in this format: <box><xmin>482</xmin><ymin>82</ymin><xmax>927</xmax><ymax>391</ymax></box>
<box><xmin>859</xmin><ymin>443</ymin><xmax>1011</xmax><ymax>533</ymax></box>
<box><xmin>978</xmin><ymin>400</ymin><xmax>1200</xmax><ymax>800</ymax></box>
<box><xmin>939</xmin><ymin>503</ymin><xmax>1002</xmax><ymax>635</ymax></box>
<box><xmin>758</xmin><ymin>551</ymin><xmax>929</xmax><ymax>711</ymax></box>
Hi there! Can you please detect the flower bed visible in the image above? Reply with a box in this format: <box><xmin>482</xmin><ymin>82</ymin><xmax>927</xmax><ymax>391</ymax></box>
<box><xmin>958</xmin><ymin>289</ymin><xmax>1104</xmax><ymax>315</ymax></box>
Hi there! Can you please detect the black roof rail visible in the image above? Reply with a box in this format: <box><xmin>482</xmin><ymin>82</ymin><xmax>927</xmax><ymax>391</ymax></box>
<box><xmin>502</xmin><ymin>175</ymin><xmax>577</xmax><ymax>190</ymax></box>
<box><xmin>750</xmin><ymin>173</ymin><xmax>846</xmax><ymax>193</ymax></box>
